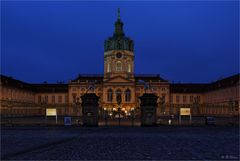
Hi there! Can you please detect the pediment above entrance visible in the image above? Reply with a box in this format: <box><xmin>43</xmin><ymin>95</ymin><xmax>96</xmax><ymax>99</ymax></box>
<box><xmin>104</xmin><ymin>76</ymin><xmax>134</xmax><ymax>83</ymax></box>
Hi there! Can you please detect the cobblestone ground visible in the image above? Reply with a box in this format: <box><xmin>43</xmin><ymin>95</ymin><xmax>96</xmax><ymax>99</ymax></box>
<box><xmin>1</xmin><ymin>126</ymin><xmax>239</xmax><ymax>160</ymax></box>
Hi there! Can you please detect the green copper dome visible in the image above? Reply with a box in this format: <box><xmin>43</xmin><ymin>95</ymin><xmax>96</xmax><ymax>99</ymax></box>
<box><xmin>104</xmin><ymin>9</ymin><xmax>134</xmax><ymax>52</ymax></box>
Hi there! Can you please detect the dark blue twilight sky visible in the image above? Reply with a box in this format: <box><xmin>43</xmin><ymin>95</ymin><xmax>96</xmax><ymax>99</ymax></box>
<box><xmin>1</xmin><ymin>1</ymin><xmax>239</xmax><ymax>83</ymax></box>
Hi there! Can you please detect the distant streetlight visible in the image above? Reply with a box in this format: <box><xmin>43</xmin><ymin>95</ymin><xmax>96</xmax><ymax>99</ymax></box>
<box><xmin>117</xmin><ymin>94</ymin><xmax>122</xmax><ymax>126</ymax></box>
<box><xmin>131</xmin><ymin>107</ymin><xmax>135</xmax><ymax>127</ymax></box>
<box><xmin>103</xmin><ymin>107</ymin><xmax>108</xmax><ymax>126</ymax></box>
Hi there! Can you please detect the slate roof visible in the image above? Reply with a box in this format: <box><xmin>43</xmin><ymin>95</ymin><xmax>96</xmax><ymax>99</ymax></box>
<box><xmin>209</xmin><ymin>74</ymin><xmax>239</xmax><ymax>90</ymax></box>
<box><xmin>0</xmin><ymin>75</ymin><xmax>34</xmax><ymax>91</ymax></box>
<box><xmin>0</xmin><ymin>75</ymin><xmax>68</xmax><ymax>93</ymax></box>
<box><xmin>170</xmin><ymin>84</ymin><xmax>209</xmax><ymax>93</ymax></box>
<box><xmin>135</xmin><ymin>74</ymin><xmax>168</xmax><ymax>82</ymax></box>
<box><xmin>32</xmin><ymin>84</ymin><xmax>68</xmax><ymax>93</ymax></box>
<box><xmin>170</xmin><ymin>74</ymin><xmax>239</xmax><ymax>93</ymax></box>
<box><xmin>1</xmin><ymin>74</ymin><xmax>239</xmax><ymax>94</ymax></box>
<box><xmin>72</xmin><ymin>74</ymin><xmax>104</xmax><ymax>83</ymax></box>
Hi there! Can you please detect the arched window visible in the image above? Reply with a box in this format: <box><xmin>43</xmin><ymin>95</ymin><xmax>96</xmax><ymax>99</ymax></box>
<box><xmin>107</xmin><ymin>89</ymin><xmax>113</xmax><ymax>102</ymax></box>
<box><xmin>107</xmin><ymin>63</ymin><xmax>111</xmax><ymax>73</ymax></box>
<box><xmin>116</xmin><ymin>61</ymin><xmax>122</xmax><ymax>71</ymax></box>
<box><xmin>125</xmin><ymin>89</ymin><xmax>131</xmax><ymax>102</ymax></box>
<box><xmin>127</xmin><ymin>63</ymin><xmax>131</xmax><ymax>72</ymax></box>
<box><xmin>115</xmin><ymin>89</ymin><xmax>122</xmax><ymax>102</ymax></box>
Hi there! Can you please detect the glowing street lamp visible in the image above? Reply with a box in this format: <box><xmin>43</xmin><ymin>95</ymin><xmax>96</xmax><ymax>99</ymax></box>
<box><xmin>117</xmin><ymin>94</ymin><xmax>122</xmax><ymax>126</ymax></box>
<box><xmin>103</xmin><ymin>107</ymin><xmax>108</xmax><ymax>126</ymax></box>
<box><xmin>131</xmin><ymin>107</ymin><xmax>135</xmax><ymax>127</ymax></box>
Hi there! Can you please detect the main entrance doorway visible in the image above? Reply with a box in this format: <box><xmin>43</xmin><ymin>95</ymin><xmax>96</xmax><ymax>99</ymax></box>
<box><xmin>80</xmin><ymin>93</ymin><xmax>158</xmax><ymax>127</ymax></box>
<box><xmin>99</xmin><ymin>106</ymin><xmax>141</xmax><ymax>126</ymax></box>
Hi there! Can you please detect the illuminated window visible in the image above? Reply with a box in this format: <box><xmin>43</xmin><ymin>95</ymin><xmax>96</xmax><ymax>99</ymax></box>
<box><xmin>107</xmin><ymin>89</ymin><xmax>113</xmax><ymax>102</ymax></box>
<box><xmin>116</xmin><ymin>61</ymin><xmax>122</xmax><ymax>71</ymax></box>
<box><xmin>125</xmin><ymin>89</ymin><xmax>131</xmax><ymax>102</ymax></box>
<box><xmin>107</xmin><ymin>63</ymin><xmax>111</xmax><ymax>72</ymax></box>
<box><xmin>127</xmin><ymin>63</ymin><xmax>131</xmax><ymax>72</ymax></box>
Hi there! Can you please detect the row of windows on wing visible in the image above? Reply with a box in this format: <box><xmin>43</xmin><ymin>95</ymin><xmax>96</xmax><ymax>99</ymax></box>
<box><xmin>106</xmin><ymin>61</ymin><xmax>131</xmax><ymax>72</ymax></box>
<box><xmin>107</xmin><ymin>89</ymin><xmax>131</xmax><ymax>102</ymax></box>
<box><xmin>170</xmin><ymin>95</ymin><xmax>201</xmax><ymax>103</ymax></box>
<box><xmin>38</xmin><ymin>95</ymin><xmax>68</xmax><ymax>104</ymax></box>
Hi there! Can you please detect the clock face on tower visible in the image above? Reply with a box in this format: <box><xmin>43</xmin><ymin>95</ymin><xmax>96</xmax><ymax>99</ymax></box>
<box><xmin>116</xmin><ymin>52</ymin><xmax>122</xmax><ymax>58</ymax></box>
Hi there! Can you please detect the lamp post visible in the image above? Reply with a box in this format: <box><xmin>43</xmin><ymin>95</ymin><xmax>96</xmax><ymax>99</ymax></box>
<box><xmin>131</xmin><ymin>107</ymin><xmax>135</xmax><ymax>127</ymax></box>
<box><xmin>117</xmin><ymin>106</ymin><xmax>121</xmax><ymax>126</ymax></box>
<box><xmin>103</xmin><ymin>107</ymin><xmax>108</xmax><ymax>126</ymax></box>
<box><xmin>117</xmin><ymin>94</ymin><xmax>122</xmax><ymax>126</ymax></box>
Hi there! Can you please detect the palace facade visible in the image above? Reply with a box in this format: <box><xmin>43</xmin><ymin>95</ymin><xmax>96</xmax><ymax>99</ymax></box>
<box><xmin>0</xmin><ymin>10</ymin><xmax>239</xmax><ymax>118</ymax></box>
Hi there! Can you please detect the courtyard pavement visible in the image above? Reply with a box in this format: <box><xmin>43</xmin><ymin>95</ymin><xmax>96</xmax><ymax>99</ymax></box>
<box><xmin>1</xmin><ymin>126</ymin><xmax>239</xmax><ymax>160</ymax></box>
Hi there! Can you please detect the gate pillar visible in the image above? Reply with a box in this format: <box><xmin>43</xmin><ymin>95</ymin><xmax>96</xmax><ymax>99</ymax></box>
<box><xmin>139</xmin><ymin>93</ymin><xmax>158</xmax><ymax>126</ymax></box>
<box><xmin>81</xmin><ymin>93</ymin><xmax>99</xmax><ymax>126</ymax></box>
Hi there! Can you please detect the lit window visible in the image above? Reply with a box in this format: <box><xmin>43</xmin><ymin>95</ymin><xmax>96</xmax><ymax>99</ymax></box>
<box><xmin>107</xmin><ymin>63</ymin><xmax>111</xmax><ymax>72</ymax></box>
<box><xmin>127</xmin><ymin>63</ymin><xmax>131</xmax><ymax>72</ymax></box>
<box><xmin>116</xmin><ymin>61</ymin><xmax>122</xmax><ymax>71</ymax></box>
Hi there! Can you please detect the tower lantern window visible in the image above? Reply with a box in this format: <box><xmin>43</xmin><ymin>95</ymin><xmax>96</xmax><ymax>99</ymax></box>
<box><xmin>116</xmin><ymin>61</ymin><xmax>122</xmax><ymax>71</ymax></box>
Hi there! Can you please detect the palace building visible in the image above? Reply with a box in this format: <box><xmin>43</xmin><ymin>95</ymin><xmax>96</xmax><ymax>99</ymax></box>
<box><xmin>0</xmin><ymin>10</ymin><xmax>239</xmax><ymax>118</ymax></box>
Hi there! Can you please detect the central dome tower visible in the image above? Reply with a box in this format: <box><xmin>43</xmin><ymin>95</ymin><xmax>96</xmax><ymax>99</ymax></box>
<box><xmin>104</xmin><ymin>9</ymin><xmax>134</xmax><ymax>79</ymax></box>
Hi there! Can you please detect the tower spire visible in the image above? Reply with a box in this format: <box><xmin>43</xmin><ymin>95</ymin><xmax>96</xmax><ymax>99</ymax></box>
<box><xmin>117</xmin><ymin>8</ymin><xmax>120</xmax><ymax>20</ymax></box>
<box><xmin>114</xmin><ymin>8</ymin><xmax>124</xmax><ymax>36</ymax></box>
